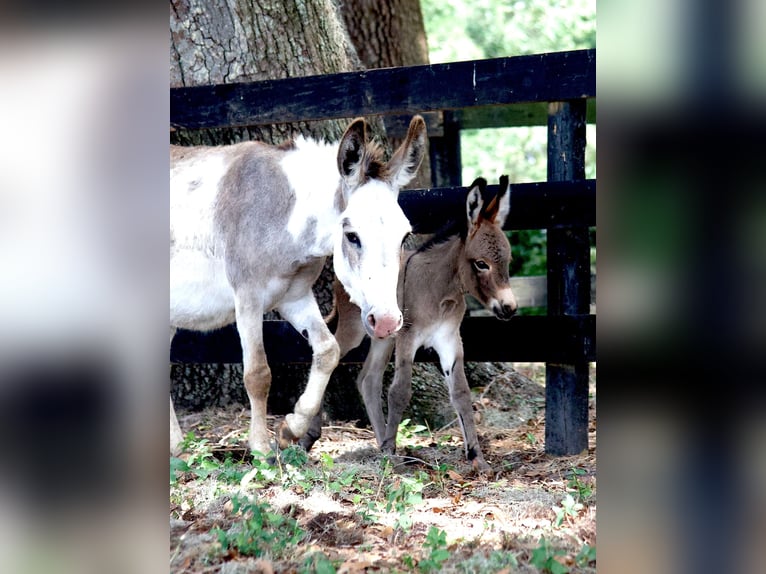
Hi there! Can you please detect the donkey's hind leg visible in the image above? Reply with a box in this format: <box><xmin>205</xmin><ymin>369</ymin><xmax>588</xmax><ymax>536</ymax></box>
<box><xmin>169</xmin><ymin>327</ymin><xmax>185</xmax><ymax>455</ymax></box>
<box><xmin>431</xmin><ymin>329</ymin><xmax>491</xmax><ymax>473</ymax></box>
<box><xmin>276</xmin><ymin>292</ymin><xmax>340</xmax><ymax>448</ymax></box>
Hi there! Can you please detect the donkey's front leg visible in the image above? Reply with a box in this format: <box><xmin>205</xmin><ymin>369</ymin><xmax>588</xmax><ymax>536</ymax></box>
<box><xmin>432</xmin><ymin>329</ymin><xmax>491</xmax><ymax>472</ymax></box>
<box><xmin>276</xmin><ymin>294</ymin><xmax>340</xmax><ymax>448</ymax></box>
<box><xmin>234</xmin><ymin>294</ymin><xmax>273</xmax><ymax>455</ymax></box>
<box><xmin>380</xmin><ymin>337</ymin><xmax>417</xmax><ymax>454</ymax></box>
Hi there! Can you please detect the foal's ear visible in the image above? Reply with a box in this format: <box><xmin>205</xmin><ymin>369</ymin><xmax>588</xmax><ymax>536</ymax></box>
<box><xmin>466</xmin><ymin>177</ymin><xmax>487</xmax><ymax>227</ymax></box>
<box><xmin>387</xmin><ymin>115</ymin><xmax>427</xmax><ymax>190</ymax></box>
<box><xmin>483</xmin><ymin>174</ymin><xmax>511</xmax><ymax>226</ymax></box>
<box><xmin>494</xmin><ymin>174</ymin><xmax>511</xmax><ymax>227</ymax></box>
<box><xmin>337</xmin><ymin>118</ymin><xmax>367</xmax><ymax>184</ymax></box>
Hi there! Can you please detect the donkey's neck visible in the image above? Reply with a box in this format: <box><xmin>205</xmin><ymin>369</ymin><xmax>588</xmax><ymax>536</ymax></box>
<box><xmin>280</xmin><ymin>137</ymin><xmax>345</xmax><ymax>257</ymax></box>
<box><xmin>406</xmin><ymin>233</ymin><xmax>466</xmax><ymax>300</ymax></box>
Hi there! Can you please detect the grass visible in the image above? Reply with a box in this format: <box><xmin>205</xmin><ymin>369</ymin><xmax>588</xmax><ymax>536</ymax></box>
<box><xmin>170</xmin><ymin>363</ymin><xmax>596</xmax><ymax>573</ymax></box>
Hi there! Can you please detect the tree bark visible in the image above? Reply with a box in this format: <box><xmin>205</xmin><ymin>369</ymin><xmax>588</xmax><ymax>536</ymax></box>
<box><xmin>339</xmin><ymin>0</ymin><xmax>433</xmax><ymax>189</ymax></box>
<box><xmin>170</xmin><ymin>0</ymin><xmax>362</xmax><ymax>145</ymax></box>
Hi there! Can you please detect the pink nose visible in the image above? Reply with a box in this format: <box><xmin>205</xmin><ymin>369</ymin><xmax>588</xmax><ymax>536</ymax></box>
<box><xmin>367</xmin><ymin>312</ymin><xmax>402</xmax><ymax>338</ymax></box>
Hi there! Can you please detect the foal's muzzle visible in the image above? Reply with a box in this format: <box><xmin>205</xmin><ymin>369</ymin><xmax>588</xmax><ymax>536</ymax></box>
<box><xmin>492</xmin><ymin>302</ymin><xmax>517</xmax><ymax>320</ymax></box>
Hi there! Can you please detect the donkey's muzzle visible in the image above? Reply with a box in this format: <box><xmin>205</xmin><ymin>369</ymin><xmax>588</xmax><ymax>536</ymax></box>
<box><xmin>367</xmin><ymin>311</ymin><xmax>403</xmax><ymax>339</ymax></box>
<box><xmin>493</xmin><ymin>303</ymin><xmax>517</xmax><ymax>321</ymax></box>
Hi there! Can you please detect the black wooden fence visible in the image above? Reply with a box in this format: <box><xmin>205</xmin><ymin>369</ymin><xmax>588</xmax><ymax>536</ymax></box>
<box><xmin>170</xmin><ymin>48</ymin><xmax>596</xmax><ymax>455</ymax></box>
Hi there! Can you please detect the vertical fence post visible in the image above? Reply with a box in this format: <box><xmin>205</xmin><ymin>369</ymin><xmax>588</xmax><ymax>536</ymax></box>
<box><xmin>428</xmin><ymin>110</ymin><xmax>462</xmax><ymax>187</ymax></box>
<box><xmin>545</xmin><ymin>99</ymin><xmax>590</xmax><ymax>455</ymax></box>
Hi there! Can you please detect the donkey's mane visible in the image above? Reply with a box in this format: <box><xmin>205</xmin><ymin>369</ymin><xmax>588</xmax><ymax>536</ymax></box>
<box><xmin>349</xmin><ymin>140</ymin><xmax>389</xmax><ymax>183</ymax></box>
<box><xmin>414</xmin><ymin>178</ymin><xmax>498</xmax><ymax>255</ymax></box>
<box><xmin>414</xmin><ymin>214</ymin><xmax>468</xmax><ymax>254</ymax></box>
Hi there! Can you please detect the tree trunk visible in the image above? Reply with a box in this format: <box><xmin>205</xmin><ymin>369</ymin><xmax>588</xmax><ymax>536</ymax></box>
<box><xmin>170</xmin><ymin>0</ymin><xmax>361</xmax><ymax>145</ymax></box>
<box><xmin>339</xmin><ymin>0</ymin><xmax>433</xmax><ymax>189</ymax></box>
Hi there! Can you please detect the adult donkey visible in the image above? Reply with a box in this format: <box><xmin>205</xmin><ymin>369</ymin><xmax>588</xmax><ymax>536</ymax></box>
<box><xmin>170</xmin><ymin>116</ymin><xmax>427</xmax><ymax>455</ymax></box>
<box><xmin>303</xmin><ymin>176</ymin><xmax>516</xmax><ymax>472</ymax></box>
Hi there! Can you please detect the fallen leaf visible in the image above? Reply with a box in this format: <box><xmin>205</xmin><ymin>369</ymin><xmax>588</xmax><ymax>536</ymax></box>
<box><xmin>447</xmin><ymin>469</ymin><xmax>465</xmax><ymax>482</ymax></box>
<box><xmin>553</xmin><ymin>554</ymin><xmax>575</xmax><ymax>567</ymax></box>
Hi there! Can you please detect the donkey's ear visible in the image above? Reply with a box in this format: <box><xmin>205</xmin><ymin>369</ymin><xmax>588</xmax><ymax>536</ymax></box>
<box><xmin>337</xmin><ymin>118</ymin><xmax>367</xmax><ymax>184</ymax></box>
<box><xmin>466</xmin><ymin>177</ymin><xmax>487</xmax><ymax>226</ymax></box>
<box><xmin>495</xmin><ymin>174</ymin><xmax>511</xmax><ymax>227</ymax></box>
<box><xmin>387</xmin><ymin>115</ymin><xmax>427</xmax><ymax>190</ymax></box>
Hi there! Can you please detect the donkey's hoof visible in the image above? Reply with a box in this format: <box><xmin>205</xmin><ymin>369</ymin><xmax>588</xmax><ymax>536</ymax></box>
<box><xmin>472</xmin><ymin>458</ymin><xmax>494</xmax><ymax>477</ymax></box>
<box><xmin>277</xmin><ymin>420</ymin><xmax>299</xmax><ymax>449</ymax></box>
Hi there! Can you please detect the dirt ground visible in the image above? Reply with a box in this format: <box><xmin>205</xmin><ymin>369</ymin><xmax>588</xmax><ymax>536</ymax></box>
<box><xmin>170</xmin><ymin>363</ymin><xmax>596</xmax><ymax>573</ymax></box>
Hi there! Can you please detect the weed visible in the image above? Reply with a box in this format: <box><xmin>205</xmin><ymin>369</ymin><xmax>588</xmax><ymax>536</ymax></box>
<box><xmin>566</xmin><ymin>467</ymin><xmax>593</xmax><ymax>502</ymax></box>
<box><xmin>576</xmin><ymin>544</ymin><xmax>596</xmax><ymax>567</ymax></box>
<box><xmin>529</xmin><ymin>536</ymin><xmax>569</xmax><ymax>574</ymax></box>
<box><xmin>213</xmin><ymin>494</ymin><xmax>305</xmax><ymax>558</ymax></box>
<box><xmin>525</xmin><ymin>431</ymin><xmax>538</xmax><ymax>445</ymax></box>
<box><xmin>300</xmin><ymin>551</ymin><xmax>337</xmax><ymax>574</ymax></box>
<box><xmin>418</xmin><ymin>527</ymin><xmax>450</xmax><ymax>573</ymax></box>
<box><xmin>170</xmin><ymin>432</ymin><xmax>229</xmax><ymax>484</ymax></box>
<box><xmin>553</xmin><ymin>493</ymin><xmax>584</xmax><ymax>527</ymax></box>
<box><xmin>383</xmin><ymin>471</ymin><xmax>427</xmax><ymax>532</ymax></box>
<box><xmin>397</xmin><ymin>418</ymin><xmax>429</xmax><ymax>449</ymax></box>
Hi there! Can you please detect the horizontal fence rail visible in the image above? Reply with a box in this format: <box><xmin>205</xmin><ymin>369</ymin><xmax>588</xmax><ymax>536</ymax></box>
<box><xmin>401</xmin><ymin>180</ymin><xmax>595</xmax><ymax>232</ymax></box>
<box><xmin>170</xmin><ymin>315</ymin><xmax>595</xmax><ymax>365</ymax></box>
<box><xmin>171</xmin><ymin>49</ymin><xmax>595</xmax><ymax>130</ymax></box>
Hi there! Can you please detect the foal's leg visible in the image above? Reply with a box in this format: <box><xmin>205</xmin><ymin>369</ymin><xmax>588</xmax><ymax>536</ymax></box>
<box><xmin>234</xmin><ymin>294</ymin><xmax>273</xmax><ymax>455</ymax></box>
<box><xmin>431</xmin><ymin>329</ymin><xmax>491</xmax><ymax>472</ymax></box>
<box><xmin>276</xmin><ymin>292</ymin><xmax>340</xmax><ymax>448</ymax></box>
<box><xmin>357</xmin><ymin>337</ymin><xmax>395</xmax><ymax>447</ymax></box>
<box><xmin>380</xmin><ymin>336</ymin><xmax>418</xmax><ymax>454</ymax></box>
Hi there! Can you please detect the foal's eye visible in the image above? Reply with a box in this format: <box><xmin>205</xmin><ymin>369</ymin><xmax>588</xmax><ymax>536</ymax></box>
<box><xmin>345</xmin><ymin>232</ymin><xmax>361</xmax><ymax>248</ymax></box>
<box><xmin>472</xmin><ymin>260</ymin><xmax>490</xmax><ymax>272</ymax></box>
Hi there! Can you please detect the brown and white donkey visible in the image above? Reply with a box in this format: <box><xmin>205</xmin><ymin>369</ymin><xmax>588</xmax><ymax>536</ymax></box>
<box><xmin>302</xmin><ymin>176</ymin><xmax>517</xmax><ymax>472</ymax></box>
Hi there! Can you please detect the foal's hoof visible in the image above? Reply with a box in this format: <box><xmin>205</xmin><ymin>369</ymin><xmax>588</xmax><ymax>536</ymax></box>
<box><xmin>276</xmin><ymin>420</ymin><xmax>299</xmax><ymax>450</ymax></box>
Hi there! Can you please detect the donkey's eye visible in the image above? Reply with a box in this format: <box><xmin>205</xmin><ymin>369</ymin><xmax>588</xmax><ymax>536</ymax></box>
<box><xmin>345</xmin><ymin>232</ymin><xmax>361</xmax><ymax>248</ymax></box>
<box><xmin>472</xmin><ymin>260</ymin><xmax>490</xmax><ymax>272</ymax></box>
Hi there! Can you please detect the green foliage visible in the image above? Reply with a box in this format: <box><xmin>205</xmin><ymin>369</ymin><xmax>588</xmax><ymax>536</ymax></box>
<box><xmin>418</xmin><ymin>527</ymin><xmax>450</xmax><ymax>573</ymax></box>
<box><xmin>553</xmin><ymin>493</ymin><xmax>584</xmax><ymax>527</ymax></box>
<box><xmin>384</xmin><ymin>472</ymin><xmax>427</xmax><ymax>531</ymax></box>
<box><xmin>529</xmin><ymin>536</ymin><xmax>569</xmax><ymax>574</ymax></box>
<box><xmin>422</xmin><ymin>0</ymin><xmax>595</xmax><ymax>64</ymax></box>
<box><xmin>420</xmin><ymin>0</ymin><xmax>597</xmax><ymax>287</ymax></box>
<box><xmin>213</xmin><ymin>495</ymin><xmax>305</xmax><ymax>558</ymax></box>
<box><xmin>300</xmin><ymin>552</ymin><xmax>337</xmax><ymax>574</ymax></box>
<box><xmin>397</xmin><ymin>418</ymin><xmax>429</xmax><ymax>449</ymax></box>
<box><xmin>576</xmin><ymin>544</ymin><xmax>596</xmax><ymax>567</ymax></box>
<box><xmin>566</xmin><ymin>467</ymin><xmax>593</xmax><ymax>502</ymax></box>
<box><xmin>170</xmin><ymin>432</ymin><xmax>248</xmax><ymax>485</ymax></box>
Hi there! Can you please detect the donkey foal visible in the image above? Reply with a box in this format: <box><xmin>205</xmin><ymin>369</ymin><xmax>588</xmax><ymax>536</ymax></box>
<box><xmin>311</xmin><ymin>176</ymin><xmax>517</xmax><ymax>472</ymax></box>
